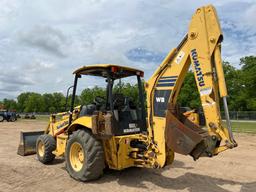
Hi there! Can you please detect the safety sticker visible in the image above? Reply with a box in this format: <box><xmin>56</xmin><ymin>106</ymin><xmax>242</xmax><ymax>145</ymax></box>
<box><xmin>175</xmin><ymin>51</ymin><xmax>185</xmax><ymax>64</ymax></box>
<box><xmin>200</xmin><ymin>87</ymin><xmax>212</xmax><ymax>96</ymax></box>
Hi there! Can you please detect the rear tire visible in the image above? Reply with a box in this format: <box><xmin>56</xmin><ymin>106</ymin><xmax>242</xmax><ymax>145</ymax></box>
<box><xmin>9</xmin><ymin>116</ymin><xmax>16</xmax><ymax>122</ymax></box>
<box><xmin>36</xmin><ymin>134</ymin><xmax>56</xmax><ymax>164</ymax></box>
<box><xmin>65</xmin><ymin>129</ymin><xmax>105</xmax><ymax>181</ymax></box>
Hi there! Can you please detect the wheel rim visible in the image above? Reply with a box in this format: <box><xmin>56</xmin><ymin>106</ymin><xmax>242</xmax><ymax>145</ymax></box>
<box><xmin>69</xmin><ymin>142</ymin><xmax>85</xmax><ymax>172</ymax></box>
<box><xmin>38</xmin><ymin>141</ymin><xmax>45</xmax><ymax>157</ymax></box>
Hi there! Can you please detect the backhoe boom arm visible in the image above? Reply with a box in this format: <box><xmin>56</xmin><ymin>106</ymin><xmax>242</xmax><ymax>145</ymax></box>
<box><xmin>146</xmin><ymin>5</ymin><xmax>237</xmax><ymax>165</ymax></box>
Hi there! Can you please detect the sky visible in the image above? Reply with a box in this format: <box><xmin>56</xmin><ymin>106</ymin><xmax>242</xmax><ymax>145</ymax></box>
<box><xmin>0</xmin><ymin>0</ymin><xmax>256</xmax><ymax>99</ymax></box>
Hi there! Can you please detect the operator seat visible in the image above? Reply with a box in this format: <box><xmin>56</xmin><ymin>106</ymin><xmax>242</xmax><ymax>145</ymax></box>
<box><xmin>112</xmin><ymin>93</ymin><xmax>125</xmax><ymax>121</ymax></box>
<box><xmin>112</xmin><ymin>94</ymin><xmax>138</xmax><ymax>120</ymax></box>
<box><xmin>79</xmin><ymin>104</ymin><xmax>97</xmax><ymax>117</ymax></box>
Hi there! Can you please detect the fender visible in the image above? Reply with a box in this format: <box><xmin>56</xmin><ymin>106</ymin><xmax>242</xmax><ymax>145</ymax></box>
<box><xmin>67</xmin><ymin>116</ymin><xmax>93</xmax><ymax>132</ymax></box>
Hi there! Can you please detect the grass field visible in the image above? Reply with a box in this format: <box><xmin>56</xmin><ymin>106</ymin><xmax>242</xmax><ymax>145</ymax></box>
<box><xmin>18</xmin><ymin>115</ymin><xmax>256</xmax><ymax>133</ymax></box>
<box><xmin>18</xmin><ymin>115</ymin><xmax>49</xmax><ymax>122</ymax></box>
<box><xmin>222</xmin><ymin>120</ymin><xmax>256</xmax><ymax>133</ymax></box>
<box><xmin>34</xmin><ymin>115</ymin><xmax>49</xmax><ymax>121</ymax></box>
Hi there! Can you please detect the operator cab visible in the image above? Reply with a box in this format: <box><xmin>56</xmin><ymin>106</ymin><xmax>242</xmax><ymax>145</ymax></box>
<box><xmin>71</xmin><ymin>64</ymin><xmax>147</xmax><ymax>136</ymax></box>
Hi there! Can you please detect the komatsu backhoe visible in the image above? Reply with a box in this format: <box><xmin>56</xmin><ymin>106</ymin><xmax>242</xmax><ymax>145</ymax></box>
<box><xmin>18</xmin><ymin>5</ymin><xmax>237</xmax><ymax>181</ymax></box>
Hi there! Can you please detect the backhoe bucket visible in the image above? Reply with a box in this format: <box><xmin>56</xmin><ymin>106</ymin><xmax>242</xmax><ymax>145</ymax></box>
<box><xmin>165</xmin><ymin>109</ymin><xmax>215</xmax><ymax>160</ymax></box>
<box><xmin>17</xmin><ymin>131</ymin><xmax>44</xmax><ymax>156</ymax></box>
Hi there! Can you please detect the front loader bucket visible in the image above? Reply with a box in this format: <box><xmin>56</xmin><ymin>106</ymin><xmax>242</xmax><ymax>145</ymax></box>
<box><xmin>17</xmin><ymin>131</ymin><xmax>44</xmax><ymax>156</ymax></box>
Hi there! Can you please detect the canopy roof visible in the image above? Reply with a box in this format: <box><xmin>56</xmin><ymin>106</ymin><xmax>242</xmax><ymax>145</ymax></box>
<box><xmin>73</xmin><ymin>64</ymin><xmax>144</xmax><ymax>79</ymax></box>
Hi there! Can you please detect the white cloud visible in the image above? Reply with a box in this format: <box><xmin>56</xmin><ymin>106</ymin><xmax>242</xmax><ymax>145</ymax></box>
<box><xmin>244</xmin><ymin>4</ymin><xmax>256</xmax><ymax>29</ymax></box>
<box><xmin>0</xmin><ymin>0</ymin><xmax>256</xmax><ymax>99</ymax></box>
<box><xmin>0</xmin><ymin>0</ymin><xmax>19</xmax><ymax>27</ymax></box>
<box><xmin>19</xmin><ymin>25</ymin><xmax>67</xmax><ymax>57</ymax></box>
<box><xmin>24</xmin><ymin>60</ymin><xmax>55</xmax><ymax>73</ymax></box>
<box><xmin>56</xmin><ymin>77</ymin><xmax>63</xmax><ymax>84</ymax></box>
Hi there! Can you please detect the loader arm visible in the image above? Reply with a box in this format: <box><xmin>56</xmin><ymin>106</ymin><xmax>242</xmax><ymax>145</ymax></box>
<box><xmin>146</xmin><ymin>5</ymin><xmax>237</xmax><ymax>165</ymax></box>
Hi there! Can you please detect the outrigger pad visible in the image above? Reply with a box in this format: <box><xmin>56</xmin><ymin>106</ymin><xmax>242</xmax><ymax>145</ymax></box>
<box><xmin>17</xmin><ymin>131</ymin><xmax>44</xmax><ymax>156</ymax></box>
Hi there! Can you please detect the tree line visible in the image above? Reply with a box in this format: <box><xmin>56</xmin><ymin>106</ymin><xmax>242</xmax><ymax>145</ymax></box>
<box><xmin>1</xmin><ymin>56</ymin><xmax>255</xmax><ymax>113</ymax></box>
<box><xmin>178</xmin><ymin>56</ymin><xmax>256</xmax><ymax>111</ymax></box>
<box><xmin>0</xmin><ymin>84</ymin><xmax>140</xmax><ymax>113</ymax></box>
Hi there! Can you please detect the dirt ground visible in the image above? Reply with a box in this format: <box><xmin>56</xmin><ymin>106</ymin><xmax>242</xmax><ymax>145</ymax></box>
<box><xmin>0</xmin><ymin>120</ymin><xmax>255</xmax><ymax>192</ymax></box>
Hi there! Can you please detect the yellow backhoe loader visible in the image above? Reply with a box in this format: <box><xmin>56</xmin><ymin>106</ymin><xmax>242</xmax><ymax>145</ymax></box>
<box><xmin>18</xmin><ymin>5</ymin><xmax>237</xmax><ymax>181</ymax></box>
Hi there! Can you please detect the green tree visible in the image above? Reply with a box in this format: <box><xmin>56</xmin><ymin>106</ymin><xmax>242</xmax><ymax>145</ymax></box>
<box><xmin>17</xmin><ymin>92</ymin><xmax>31</xmax><ymax>112</ymax></box>
<box><xmin>52</xmin><ymin>92</ymin><xmax>66</xmax><ymax>112</ymax></box>
<box><xmin>24</xmin><ymin>93</ymin><xmax>44</xmax><ymax>112</ymax></box>
<box><xmin>2</xmin><ymin>55</ymin><xmax>256</xmax><ymax>113</ymax></box>
<box><xmin>222</xmin><ymin>62</ymin><xmax>244</xmax><ymax>111</ymax></box>
<box><xmin>177</xmin><ymin>72</ymin><xmax>200</xmax><ymax>109</ymax></box>
<box><xmin>2</xmin><ymin>99</ymin><xmax>17</xmax><ymax>111</ymax></box>
<box><xmin>80</xmin><ymin>86</ymin><xmax>106</xmax><ymax>105</ymax></box>
<box><xmin>0</xmin><ymin>101</ymin><xmax>3</xmax><ymax>109</ymax></box>
<box><xmin>65</xmin><ymin>94</ymin><xmax>81</xmax><ymax>111</ymax></box>
<box><xmin>113</xmin><ymin>82</ymin><xmax>142</xmax><ymax>105</ymax></box>
<box><xmin>49</xmin><ymin>106</ymin><xmax>56</xmax><ymax>113</ymax></box>
<box><xmin>42</xmin><ymin>93</ymin><xmax>55</xmax><ymax>112</ymax></box>
<box><xmin>239</xmin><ymin>56</ymin><xmax>256</xmax><ymax>110</ymax></box>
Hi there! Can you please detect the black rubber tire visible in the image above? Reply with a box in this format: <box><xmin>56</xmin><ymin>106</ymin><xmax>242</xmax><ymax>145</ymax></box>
<box><xmin>36</xmin><ymin>134</ymin><xmax>56</xmax><ymax>164</ymax></box>
<box><xmin>9</xmin><ymin>116</ymin><xmax>16</xmax><ymax>122</ymax></box>
<box><xmin>65</xmin><ymin>129</ymin><xmax>105</xmax><ymax>181</ymax></box>
<box><xmin>0</xmin><ymin>116</ymin><xmax>4</xmax><ymax>122</ymax></box>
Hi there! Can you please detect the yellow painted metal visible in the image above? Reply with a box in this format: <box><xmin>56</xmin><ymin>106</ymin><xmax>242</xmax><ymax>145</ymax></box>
<box><xmin>45</xmin><ymin>113</ymin><xmax>70</xmax><ymax>136</ymax></box>
<box><xmin>103</xmin><ymin>134</ymin><xmax>141</xmax><ymax>170</ymax></box>
<box><xmin>145</xmin><ymin>4</ymin><xmax>235</xmax><ymax>165</ymax></box>
<box><xmin>69</xmin><ymin>142</ymin><xmax>84</xmax><ymax>172</ymax></box>
<box><xmin>37</xmin><ymin>140</ymin><xmax>45</xmax><ymax>157</ymax></box>
<box><xmin>103</xmin><ymin>133</ymin><xmax>160</xmax><ymax>169</ymax></box>
<box><xmin>53</xmin><ymin>133</ymin><xmax>68</xmax><ymax>157</ymax></box>
<box><xmin>214</xmin><ymin>145</ymin><xmax>229</xmax><ymax>154</ymax></box>
<box><xmin>40</xmin><ymin>4</ymin><xmax>236</xmax><ymax>173</ymax></box>
<box><xmin>68</xmin><ymin>116</ymin><xmax>93</xmax><ymax>132</ymax></box>
<box><xmin>74</xmin><ymin>64</ymin><xmax>143</xmax><ymax>75</ymax></box>
<box><xmin>45</xmin><ymin>106</ymin><xmax>82</xmax><ymax>136</ymax></box>
<box><xmin>183</xmin><ymin>110</ymin><xmax>199</xmax><ymax>126</ymax></box>
<box><xmin>150</xmin><ymin>117</ymin><xmax>166</xmax><ymax>167</ymax></box>
<box><xmin>146</xmin><ymin>38</ymin><xmax>191</xmax><ymax>167</ymax></box>
<box><xmin>214</xmin><ymin>44</ymin><xmax>227</xmax><ymax>97</ymax></box>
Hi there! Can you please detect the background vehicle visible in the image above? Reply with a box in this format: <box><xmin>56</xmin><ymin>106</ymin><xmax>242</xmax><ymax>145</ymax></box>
<box><xmin>0</xmin><ymin>112</ymin><xmax>3</xmax><ymax>122</ymax></box>
<box><xmin>18</xmin><ymin>5</ymin><xmax>237</xmax><ymax>181</ymax></box>
<box><xmin>24</xmin><ymin>113</ymin><xmax>36</xmax><ymax>119</ymax></box>
<box><xmin>0</xmin><ymin>110</ymin><xmax>17</xmax><ymax>122</ymax></box>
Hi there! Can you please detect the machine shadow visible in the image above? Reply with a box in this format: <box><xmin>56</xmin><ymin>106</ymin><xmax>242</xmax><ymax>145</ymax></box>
<box><xmin>94</xmin><ymin>160</ymin><xmax>256</xmax><ymax>192</ymax></box>
<box><xmin>48</xmin><ymin>157</ymin><xmax>65</xmax><ymax>165</ymax></box>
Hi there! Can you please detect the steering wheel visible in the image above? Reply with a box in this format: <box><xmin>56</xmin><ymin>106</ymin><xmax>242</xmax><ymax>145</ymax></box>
<box><xmin>94</xmin><ymin>96</ymin><xmax>105</xmax><ymax>105</ymax></box>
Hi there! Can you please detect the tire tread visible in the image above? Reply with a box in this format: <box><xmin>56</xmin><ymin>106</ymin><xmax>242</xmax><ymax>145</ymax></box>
<box><xmin>36</xmin><ymin>134</ymin><xmax>56</xmax><ymax>164</ymax></box>
<box><xmin>65</xmin><ymin>129</ymin><xmax>105</xmax><ymax>181</ymax></box>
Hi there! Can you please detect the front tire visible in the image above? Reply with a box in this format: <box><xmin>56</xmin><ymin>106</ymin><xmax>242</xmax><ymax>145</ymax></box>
<box><xmin>36</xmin><ymin>134</ymin><xmax>56</xmax><ymax>164</ymax></box>
<box><xmin>65</xmin><ymin>129</ymin><xmax>105</xmax><ymax>181</ymax></box>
